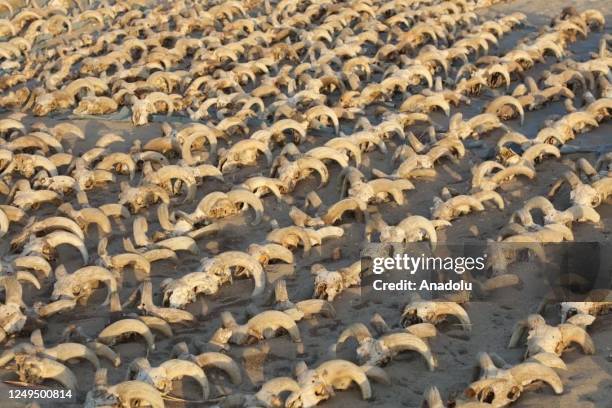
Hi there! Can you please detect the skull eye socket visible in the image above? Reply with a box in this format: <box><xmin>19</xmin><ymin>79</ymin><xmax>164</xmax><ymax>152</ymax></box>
<box><xmin>507</xmin><ymin>386</ymin><xmax>521</xmax><ymax>401</ymax></box>
<box><xmin>478</xmin><ymin>388</ymin><xmax>495</xmax><ymax>404</ymax></box>
<box><xmin>403</xmin><ymin>310</ymin><xmax>422</xmax><ymax>325</ymax></box>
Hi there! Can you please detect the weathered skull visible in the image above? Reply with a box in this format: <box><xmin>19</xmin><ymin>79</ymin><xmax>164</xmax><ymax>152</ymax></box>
<box><xmin>559</xmin><ymin>302</ymin><xmax>586</xmax><ymax>322</ymax></box>
<box><xmin>277</xmin><ymin>160</ymin><xmax>300</xmax><ymax>192</ymax></box>
<box><xmin>161</xmin><ymin>273</ymin><xmax>221</xmax><ymax>308</ymax></box>
<box><xmin>14</xmin><ymin>156</ymin><xmax>37</xmax><ymax>178</ymax></box>
<box><xmin>33</xmin><ymin>94</ymin><xmax>56</xmax><ymax>116</ymax></box>
<box><xmin>200</xmin><ymin>258</ymin><xmax>233</xmax><ymax>283</ymax></box>
<box><xmin>134</xmin><ymin>367</ymin><xmax>172</xmax><ymax>395</ymax></box>
<box><xmin>51</xmin><ymin>269</ymin><xmax>95</xmax><ymax>302</ymax></box>
<box><xmin>356</xmin><ymin>338</ymin><xmax>391</xmax><ymax>366</ymax></box>
<box><xmin>313</xmin><ymin>269</ymin><xmax>344</xmax><ymax>301</ymax></box>
<box><xmin>161</xmin><ymin>283</ymin><xmax>193</xmax><ymax>309</ymax></box>
<box><xmin>348</xmin><ymin>183</ymin><xmax>375</xmax><ymax>203</ymax></box>
<box><xmin>379</xmin><ymin>226</ymin><xmax>406</xmax><ymax>243</ymax></box>
<box><xmin>467</xmin><ymin>378</ymin><xmax>521</xmax><ymax>406</ymax></box>
<box><xmin>15</xmin><ymin>355</ymin><xmax>45</xmax><ymax>384</ymax></box>
<box><xmin>497</xmin><ymin>146</ymin><xmax>520</xmax><ymax>165</ymax></box>
<box><xmin>0</xmin><ymin>303</ymin><xmax>27</xmax><ymax>335</ymax></box>
<box><xmin>570</xmin><ymin>184</ymin><xmax>599</xmax><ymax>207</ymax></box>
<box><xmin>430</xmin><ymin>196</ymin><xmax>452</xmax><ymax>220</ymax></box>
<box><xmin>560</xmin><ymin>300</ymin><xmax>611</xmax><ymax>323</ymax></box>
<box><xmin>118</xmin><ymin>187</ymin><xmax>148</xmax><ymax>212</ymax></box>
<box><xmin>23</xmin><ymin>237</ymin><xmax>54</xmax><ymax>260</ymax></box>
<box><xmin>131</xmin><ymin>100</ymin><xmax>152</xmax><ymax>126</ymax></box>
<box><xmin>401</xmin><ymin>301</ymin><xmax>440</xmax><ymax>327</ymax></box>
<box><xmin>210</xmin><ymin>327</ymin><xmax>233</xmax><ymax>346</ymax></box>
<box><xmin>286</xmin><ymin>369</ymin><xmax>332</xmax><ymax>408</ymax></box>
<box><xmin>486</xmin><ymin>242</ymin><xmax>510</xmax><ymax>276</ymax></box>
<box><xmin>74</xmin><ymin>170</ymin><xmax>97</xmax><ymax>190</ymax></box>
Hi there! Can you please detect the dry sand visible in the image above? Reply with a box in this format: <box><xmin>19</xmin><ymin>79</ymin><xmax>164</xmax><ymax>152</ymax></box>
<box><xmin>0</xmin><ymin>0</ymin><xmax>611</xmax><ymax>407</ymax></box>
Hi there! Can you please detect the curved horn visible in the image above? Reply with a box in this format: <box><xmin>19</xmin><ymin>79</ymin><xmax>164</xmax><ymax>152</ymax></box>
<box><xmin>523</xmin><ymin>195</ymin><xmax>557</xmax><ymax>216</ymax></box>
<box><xmin>485</xmin><ymin>95</ymin><xmax>525</xmax><ymax>125</ymax></box>
<box><xmin>30</xmin><ymin>155</ymin><xmax>58</xmax><ymax>176</ymax></box>
<box><xmin>481</xmin><ymin>274</ymin><xmax>521</xmax><ymax>291</ymax></box>
<box><xmin>473</xmin><ymin>190</ymin><xmax>505</xmax><ymax>210</ymax></box>
<box><xmin>248</xmin><ymin>243</ymin><xmax>294</xmax><ymax>265</ymax></box>
<box><xmin>295</xmin><ymin>299</ymin><xmax>336</xmax><ymax>318</ymax></box>
<box><xmin>45</xmin><ymin>231</ymin><xmax>88</xmax><ymax>263</ymax></box>
<box><xmin>316</xmin><ymin>360</ymin><xmax>371</xmax><ymax>400</ymax></box>
<box><xmin>97</xmin><ymin>319</ymin><xmax>155</xmax><ymax>350</ymax></box>
<box><xmin>306</xmin><ymin>104</ymin><xmax>340</xmax><ymax>135</ymax></box>
<box><xmin>337</xmin><ymin>322</ymin><xmax>373</xmax><ymax>344</ymax></box>
<box><xmin>44</xmin><ymin>343</ymin><xmax>100</xmax><ymax>368</ymax></box>
<box><xmin>497</xmin><ymin>131</ymin><xmax>530</xmax><ymax>148</ymax></box>
<box><xmin>380</xmin><ymin>332</ymin><xmax>437</xmax><ymax>370</ymax></box>
<box><xmin>397</xmin><ymin>215</ymin><xmax>438</xmax><ymax>249</ymax></box>
<box><xmin>307</xmin><ymin>146</ymin><xmax>349</xmax><ymax>168</ymax></box>
<box><xmin>213</xmin><ymin>251</ymin><xmax>266</xmax><ymax>298</ymax></box>
<box><xmin>96</xmin><ymin>133</ymin><xmax>125</xmax><ymax>148</ymax></box>
<box><xmin>255</xmin><ymin>377</ymin><xmax>300</xmax><ymax>407</ymax></box>
<box><xmin>369</xmin><ymin>179</ymin><xmax>415</xmax><ymax>202</ymax></box>
<box><xmin>159</xmin><ymin>359</ymin><xmax>210</xmax><ymax>400</ymax></box>
<box><xmin>111</xmin><ymin>380</ymin><xmax>165</xmax><ymax>408</ymax></box>
<box><xmin>21</xmin><ymin>357</ymin><xmax>78</xmax><ymax>390</ymax></box>
<box><xmin>0</xmin><ymin>208</ymin><xmax>8</xmax><ymax>239</ymax></box>
<box><xmin>326</xmin><ymin>138</ymin><xmax>362</xmax><ymax>165</ymax></box>
<box><xmin>55</xmin><ymin>265</ymin><xmax>118</xmax><ymax>302</ymax></box>
<box><xmin>490</xmin><ymin>164</ymin><xmax>536</xmax><ymax>184</ymax></box>
<box><xmin>323</xmin><ymin>197</ymin><xmax>366</xmax><ymax>225</ymax></box>
<box><xmin>521</xmin><ymin>143</ymin><xmax>560</xmax><ymax>164</ymax></box>
<box><xmin>405</xmin><ymin>323</ymin><xmax>438</xmax><ymax>338</ymax></box>
<box><xmin>527</xmin><ymin>352</ymin><xmax>567</xmax><ymax>370</ymax></box>
<box><xmin>434</xmin><ymin>302</ymin><xmax>471</xmax><ymax>330</ymax></box>
<box><xmin>267</xmin><ymin>226</ymin><xmax>313</xmax><ymax>254</ymax></box>
<box><xmin>247</xmin><ymin>310</ymin><xmax>302</xmax><ymax>345</ymax></box>
<box><xmin>0</xmin><ymin>276</ymin><xmax>23</xmax><ymax>306</ymax></box>
<box><xmin>133</xmin><ymin>216</ymin><xmax>150</xmax><ymax>247</ymax></box>
<box><xmin>111</xmin><ymin>253</ymin><xmax>151</xmax><ymax>274</ymax></box>
<box><xmin>558</xmin><ymin>324</ymin><xmax>595</xmax><ymax>354</ymax></box>
<box><xmin>14</xmin><ymin>270</ymin><xmax>40</xmax><ymax>290</ymax></box>
<box><xmin>227</xmin><ymin>189</ymin><xmax>264</xmax><ymax>225</ymax></box>
<box><xmin>155</xmin><ymin>236</ymin><xmax>199</xmax><ymax>254</ymax></box>
<box><xmin>508</xmin><ymin>319</ymin><xmax>528</xmax><ymax>348</ymax></box>
<box><xmin>14</xmin><ymin>255</ymin><xmax>51</xmax><ymax>277</ymax></box>
<box><xmin>138</xmin><ymin>315</ymin><xmax>173</xmax><ymax>338</ymax></box>
<box><xmin>32</xmin><ymin>216</ymin><xmax>85</xmax><ymax>240</ymax></box>
<box><xmin>297</xmin><ymin>157</ymin><xmax>329</xmax><ymax>187</ymax></box>
<box><xmin>194</xmin><ymin>352</ymin><xmax>242</xmax><ymax>384</ymax></box>
<box><xmin>422</xmin><ymin>386</ymin><xmax>444</xmax><ymax>408</ymax></box>
<box><xmin>508</xmin><ymin>362</ymin><xmax>563</xmax><ymax>394</ymax></box>
<box><xmin>87</xmin><ymin>341</ymin><xmax>121</xmax><ymax>367</ymax></box>
<box><xmin>36</xmin><ymin>299</ymin><xmax>77</xmax><ymax>317</ymax></box>
<box><xmin>194</xmin><ymin>164</ymin><xmax>223</xmax><ymax>181</ymax></box>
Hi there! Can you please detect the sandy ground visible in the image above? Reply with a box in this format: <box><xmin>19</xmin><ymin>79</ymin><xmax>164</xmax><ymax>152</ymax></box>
<box><xmin>0</xmin><ymin>0</ymin><xmax>611</xmax><ymax>407</ymax></box>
